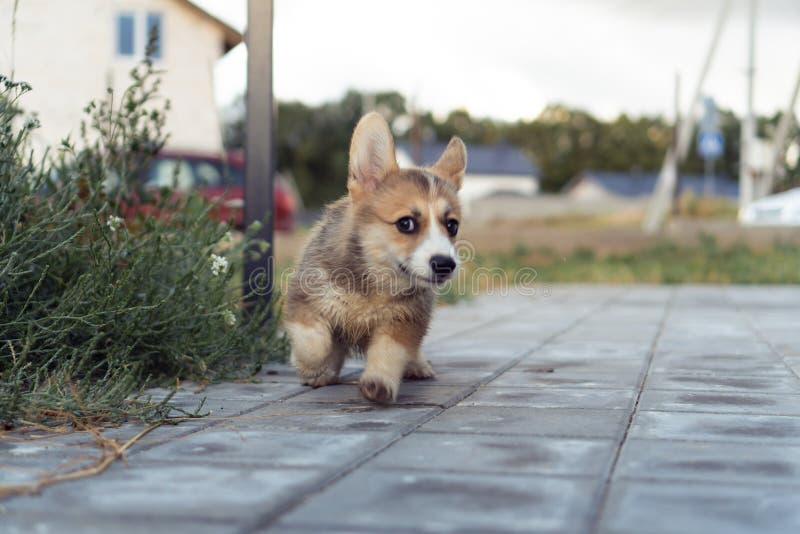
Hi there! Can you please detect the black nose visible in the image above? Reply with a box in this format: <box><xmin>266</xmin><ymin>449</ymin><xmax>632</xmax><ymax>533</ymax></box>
<box><xmin>430</xmin><ymin>255</ymin><xmax>456</xmax><ymax>278</ymax></box>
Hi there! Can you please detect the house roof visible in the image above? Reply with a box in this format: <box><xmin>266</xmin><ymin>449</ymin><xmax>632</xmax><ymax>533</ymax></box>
<box><xmin>397</xmin><ymin>141</ymin><xmax>538</xmax><ymax>177</ymax></box>
<box><xmin>564</xmin><ymin>170</ymin><xmax>739</xmax><ymax>198</ymax></box>
<box><xmin>565</xmin><ymin>171</ymin><xmax>656</xmax><ymax>197</ymax></box>
<box><xmin>182</xmin><ymin>1</ymin><xmax>243</xmax><ymax>52</ymax></box>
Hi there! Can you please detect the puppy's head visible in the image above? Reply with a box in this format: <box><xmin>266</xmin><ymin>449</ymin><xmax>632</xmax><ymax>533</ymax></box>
<box><xmin>348</xmin><ymin>112</ymin><xmax>466</xmax><ymax>288</ymax></box>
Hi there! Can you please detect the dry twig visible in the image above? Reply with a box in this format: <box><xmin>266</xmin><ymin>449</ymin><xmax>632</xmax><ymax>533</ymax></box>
<box><xmin>0</xmin><ymin>422</ymin><xmax>162</xmax><ymax>499</ymax></box>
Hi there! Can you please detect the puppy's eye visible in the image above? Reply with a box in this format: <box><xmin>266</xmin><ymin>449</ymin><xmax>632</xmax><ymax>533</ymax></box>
<box><xmin>396</xmin><ymin>217</ymin><xmax>417</xmax><ymax>234</ymax></box>
<box><xmin>445</xmin><ymin>218</ymin><xmax>459</xmax><ymax>237</ymax></box>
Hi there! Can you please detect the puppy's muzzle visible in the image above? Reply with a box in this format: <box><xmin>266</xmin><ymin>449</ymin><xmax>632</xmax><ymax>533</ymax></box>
<box><xmin>430</xmin><ymin>255</ymin><xmax>456</xmax><ymax>282</ymax></box>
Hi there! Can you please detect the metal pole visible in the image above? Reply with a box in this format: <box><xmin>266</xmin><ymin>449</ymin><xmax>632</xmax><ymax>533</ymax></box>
<box><xmin>740</xmin><ymin>0</ymin><xmax>757</xmax><ymax>208</ymax></box>
<box><xmin>244</xmin><ymin>0</ymin><xmax>275</xmax><ymax>308</ymax></box>
<box><xmin>643</xmin><ymin>0</ymin><xmax>731</xmax><ymax>233</ymax></box>
<box><xmin>671</xmin><ymin>72</ymin><xmax>682</xmax><ymax>213</ymax></box>
<box><xmin>704</xmin><ymin>157</ymin><xmax>715</xmax><ymax>196</ymax></box>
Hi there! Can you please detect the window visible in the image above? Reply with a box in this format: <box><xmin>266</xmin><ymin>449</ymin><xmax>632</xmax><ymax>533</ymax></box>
<box><xmin>117</xmin><ymin>14</ymin><xmax>135</xmax><ymax>56</ymax></box>
<box><xmin>115</xmin><ymin>12</ymin><xmax>164</xmax><ymax>60</ymax></box>
<box><xmin>146</xmin><ymin>13</ymin><xmax>163</xmax><ymax>59</ymax></box>
<box><xmin>147</xmin><ymin>159</ymin><xmax>194</xmax><ymax>193</ymax></box>
<box><xmin>194</xmin><ymin>162</ymin><xmax>223</xmax><ymax>187</ymax></box>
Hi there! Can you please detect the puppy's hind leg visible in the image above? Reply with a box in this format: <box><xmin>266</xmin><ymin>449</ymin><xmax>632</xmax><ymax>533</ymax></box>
<box><xmin>286</xmin><ymin>320</ymin><xmax>343</xmax><ymax>387</ymax></box>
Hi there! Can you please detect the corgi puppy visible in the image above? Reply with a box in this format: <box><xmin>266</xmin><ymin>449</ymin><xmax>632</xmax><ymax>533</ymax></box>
<box><xmin>285</xmin><ymin>112</ymin><xmax>466</xmax><ymax>403</ymax></box>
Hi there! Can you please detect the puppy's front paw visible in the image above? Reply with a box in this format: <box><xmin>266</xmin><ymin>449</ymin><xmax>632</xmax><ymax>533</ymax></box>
<box><xmin>302</xmin><ymin>372</ymin><xmax>340</xmax><ymax>388</ymax></box>
<box><xmin>359</xmin><ymin>374</ymin><xmax>397</xmax><ymax>404</ymax></box>
<box><xmin>404</xmin><ymin>359</ymin><xmax>436</xmax><ymax>380</ymax></box>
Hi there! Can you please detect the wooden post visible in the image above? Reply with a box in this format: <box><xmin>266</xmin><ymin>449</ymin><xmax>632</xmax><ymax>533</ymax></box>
<box><xmin>764</xmin><ymin>67</ymin><xmax>800</xmax><ymax>195</ymax></box>
<box><xmin>643</xmin><ymin>0</ymin><xmax>731</xmax><ymax>233</ymax></box>
<box><xmin>244</xmin><ymin>0</ymin><xmax>275</xmax><ymax>307</ymax></box>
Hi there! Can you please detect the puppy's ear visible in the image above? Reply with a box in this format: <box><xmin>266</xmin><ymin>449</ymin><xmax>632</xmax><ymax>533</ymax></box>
<box><xmin>348</xmin><ymin>112</ymin><xmax>398</xmax><ymax>199</ymax></box>
<box><xmin>431</xmin><ymin>137</ymin><xmax>467</xmax><ymax>190</ymax></box>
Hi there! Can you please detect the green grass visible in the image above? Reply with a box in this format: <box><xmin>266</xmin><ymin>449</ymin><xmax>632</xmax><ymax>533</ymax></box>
<box><xmin>275</xmin><ymin>234</ymin><xmax>799</xmax><ymax>309</ymax></box>
<box><xmin>471</xmin><ymin>237</ymin><xmax>800</xmax><ymax>286</ymax></box>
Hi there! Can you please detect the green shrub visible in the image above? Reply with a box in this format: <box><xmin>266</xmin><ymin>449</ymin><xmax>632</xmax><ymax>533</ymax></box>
<box><xmin>0</xmin><ymin>60</ymin><xmax>287</xmax><ymax>428</ymax></box>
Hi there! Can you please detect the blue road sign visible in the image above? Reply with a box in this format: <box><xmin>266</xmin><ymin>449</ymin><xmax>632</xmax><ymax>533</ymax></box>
<box><xmin>698</xmin><ymin>96</ymin><xmax>724</xmax><ymax>161</ymax></box>
<box><xmin>698</xmin><ymin>130</ymin><xmax>724</xmax><ymax>160</ymax></box>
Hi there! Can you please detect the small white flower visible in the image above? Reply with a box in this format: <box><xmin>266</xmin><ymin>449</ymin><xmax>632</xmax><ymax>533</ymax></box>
<box><xmin>223</xmin><ymin>230</ymin><xmax>233</xmax><ymax>243</ymax></box>
<box><xmin>223</xmin><ymin>310</ymin><xmax>237</xmax><ymax>326</ymax></box>
<box><xmin>210</xmin><ymin>254</ymin><xmax>229</xmax><ymax>276</ymax></box>
<box><xmin>107</xmin><ymin>215</ymin><xmax>124</xmax><ymax>233</ymax></box>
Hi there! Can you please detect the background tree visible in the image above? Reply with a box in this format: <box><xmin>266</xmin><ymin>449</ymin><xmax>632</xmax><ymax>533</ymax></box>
<box><xmin>224</xmin><ymin>91</ymin><xmax>791</xmax><ymax>206</ymax></box>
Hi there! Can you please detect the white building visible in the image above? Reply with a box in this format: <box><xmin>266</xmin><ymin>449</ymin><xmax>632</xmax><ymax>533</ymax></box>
<box><xmin>1</xmin><ymin>0</ymin><xmax>240</xmax><ymax>154</ymax></box>
<box><xmin>739</xmin><ymin>187</ymin><xmax>800</xmax><ymax>226</ymax></box>
<box><xmin>396</xmin><ymin>141</ymin><xmax>539</xmax><ymax>212</ymax></box>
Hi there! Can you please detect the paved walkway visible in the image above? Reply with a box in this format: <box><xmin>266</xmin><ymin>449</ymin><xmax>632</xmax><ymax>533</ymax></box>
<box><xmin>2</xmin><ymin>285</ymin><xmax>800</xmax><ymax>533</ymax></box>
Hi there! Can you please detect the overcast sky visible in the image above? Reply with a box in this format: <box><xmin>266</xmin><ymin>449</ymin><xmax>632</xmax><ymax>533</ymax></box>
<box><xmin>194</xmin><ymin>0</ymin><xmax>800</xmax><ymax>121</ymax></box>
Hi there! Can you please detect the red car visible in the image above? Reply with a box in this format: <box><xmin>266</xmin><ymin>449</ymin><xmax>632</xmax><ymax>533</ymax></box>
<box><xmin>141</xmin><ymin>150</ymin><xmax>296</xmax><ymax>231</ymax></box>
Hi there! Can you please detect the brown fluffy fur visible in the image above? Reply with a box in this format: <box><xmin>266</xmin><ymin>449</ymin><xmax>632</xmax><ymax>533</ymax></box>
<box><xmin>284</xmin><ymin>112</ymin><xmax>467</xmax><ymax>403</ymax></box>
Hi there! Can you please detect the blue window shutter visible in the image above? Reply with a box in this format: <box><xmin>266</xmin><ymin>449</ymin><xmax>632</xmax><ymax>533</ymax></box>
<box><xmin>146</xmin><ymin>13</ymin><xmax>163</xmax><ymax>59</ymax></box>
<box><xmin>117</xmin><ymin>14</ymin><xmax>135</xmax><ymax>56</ymax></box>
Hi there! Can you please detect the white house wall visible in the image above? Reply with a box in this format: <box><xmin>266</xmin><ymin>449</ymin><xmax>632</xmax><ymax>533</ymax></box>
<box><xmin>460</xmin><ymin>174</ymin><xmax>539</xmax><ymax>204</ymax></box>
<box><xmin>1</xmin><ymin>0</ymin><xmax>226</xmax><ymax>155</ymax></box>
